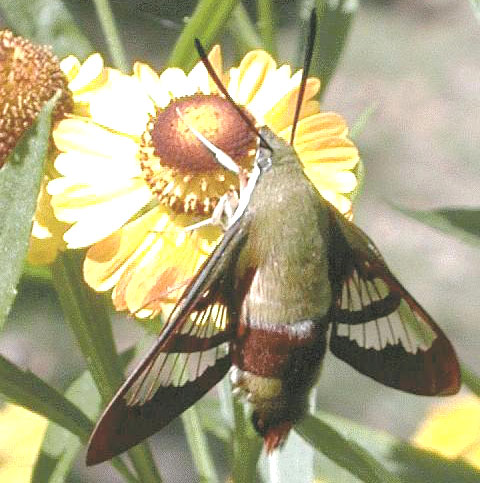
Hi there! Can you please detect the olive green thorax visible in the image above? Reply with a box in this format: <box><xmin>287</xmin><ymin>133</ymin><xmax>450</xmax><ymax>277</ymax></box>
<box><xmin>234</xmin><ymin>127</ymin><xmax>332</xmax><ymax>327</ymax></box>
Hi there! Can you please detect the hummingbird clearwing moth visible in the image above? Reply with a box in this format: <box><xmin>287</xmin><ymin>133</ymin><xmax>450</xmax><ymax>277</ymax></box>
<box><xmin>86</xmin><ymin>11</ymin><xmax>460</xmax><ymax>466</ymax></box>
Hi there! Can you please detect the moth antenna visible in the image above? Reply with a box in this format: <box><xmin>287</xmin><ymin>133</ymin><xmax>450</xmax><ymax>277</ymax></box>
<box><xmin>194</xmin><ymin>38</ymin><xmax>272</xmax><ymax>150</ymax></box>
<box><xmin>290</xmin><ymin>8</ymin><xmax>317</xmax><ymax>146</ymax></box>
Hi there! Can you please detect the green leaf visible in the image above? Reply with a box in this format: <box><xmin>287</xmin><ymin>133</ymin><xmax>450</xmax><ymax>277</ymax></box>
<box><xmin>300</xmin><ymin>0</ymin><xmax>358</xmax><ymax>98</ymax></box>
<box><xmin>31</xmin><ymin>371</ymin><xmax>100</xmax><ymax>483</ymax></box>
<box><xmin>257</xmin><ymin>0</ymin><xmax>277</xmax><ymax>56</ymax></box>
<box><xmin>396</xmin><ymin>206</ymin><xmax>480</xmax><ymax>248</ymax></box>
<box><xmin>0</xmin><ymin>92</ymin><xmax>59</xmax><ymax>330</ymax></box>
<box><xmin>296</xmin><ymin>414</ymin><xmax>402</xmax><ymax>483</ymax></box>
<box><xmin>461</xmin><ymin>364</ymin><xmax>480</xmax><ymax>398</ymax></box>
<box><xmin>92</xmin><ymin>0</ymin><xmax>128</xmax><ymax>71</ymax></box>
<box><xmin>167</xmin><ymin>0</ymin><xmax>240</xmax><ymax>71</ymax></box>
<box><xmin>31</xmin><ymin>345</ymin><xmax>138</xmax><ymax>483</ymax></box>
<box><xmin>228</xmin><ymin>3</ymin><xmax>264</xmax><ymax>57</ymax></box>
<box><xmin>182</xmin><ymin>406</ymin><xmax>219</xmax><ymax>483</ymax></box>
<box><xmin>0</xmin><ymin>353</ymin><xmax>91</xmax><ymax>441</ymax></box>
<box><xmin>0</xmin><ymin>0</ymin><xmax>92</xmax><ymax>58</ymax></box>
<box><xmin>308</xmin><ymin>411</ymin><xmax>480</xmax><ymax>483</ymax></box>
<box><xmin>51</xmin><ymin>251</ymin><xmax>162</xmax><ymax>482</ymax></box>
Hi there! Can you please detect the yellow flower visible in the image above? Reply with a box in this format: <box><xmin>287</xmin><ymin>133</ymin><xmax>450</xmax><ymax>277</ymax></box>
<box><xmin>48</xmin><ymin>47</ymin><xmax>359</xmax><ymax>317</ymax></box>
<box><xmin>28</xmin><ymin>53</ymin><xmax>112</xmax><ymax>265</ymax></box>
<box><xmin>0</xmin><ymin>404</ymin><xmax>48</xmax><ymax>482</ymax></box>
<box><xmin>413</xmin><ymin>396</ymin><xmax>480</xmax><ymax>469</ymax></box>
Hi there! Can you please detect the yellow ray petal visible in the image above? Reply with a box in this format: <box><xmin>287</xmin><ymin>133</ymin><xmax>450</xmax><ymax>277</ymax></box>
<box><xmin>54</xmin><ymin>151</ymin><xmax>141</xmax><ymax>182</ymax></box>
<box><xmin>133</xmin><ymin>61</ymin><xmax>171</xmax><ymax>108</ymax></box>
<box><xmin>52</xmin><ymin>177</ymin><xmax>150</xmax><ymax>221</ymax></box>
<box><xmin>158</xmin><ymin>68</ymin><xmax>196</xmax><ymax>101</ymax></box>
<box><xmin>264</xmin><ymin>77</ymin><xmax>320</xmax><ymax>132</ymax></box>
<box><xmin>123</xmin><ymin>227</ymin><xmax>215</xmax><ymax>315</ymax></box>
<box><xmin>53</xmin><ymin>119</ymin><xmax>139</xmax><ymax>158</ymax></box>
<box><xmin>67</xmin><ymin>53</ymin><xmax>106</xmax><ymax>94</ymax></box>
<box><xmin>88</xmin><ymin>74</ymin><xmax>154</xmax><ymax>136</ymax></box>
<box><xmin>319</xmin><ymin>190</ymin><xmax>352</xmax><ymax>216</ymax></box>
<box><xmin>229</xmin><ymin>50</ymin><xmax>277</xmax><ymax>106</ymax></box>
<box><xmin>279</xmin><ymin>112</ymin><xmax>349</xmax><ymax>144</ymax></box>
<box><xmin>187</xmin><ymin>46</ymin><xmax>224</xmax><ymax>95</ymax></box>
<box><xmin>84</xmin><ymin>207</ymin><xmax>167</xmax><ymax>291</ymax></box>
<box><xmin>305</xmin><ymin>168</ymin><xmax>357</xmax><ymax>193</ymax></box>
<box><xmin>298</xmin><ymin>137</ymin><xmax>359</xmax><ymax>169</ymax></box>
<box><xmin>58</xmin><ymin>182</ymin><xmax>152</xmax><ymax>248</ymax></box>
<box><xmin>60</xmin><ymin>55</ymin><xmax>80</xmax><ymax>82</ymax></box>
<box><xmin>246</xmin><ymin>64</ymin><xmax>292</xmax><ymax>121</ymax></box>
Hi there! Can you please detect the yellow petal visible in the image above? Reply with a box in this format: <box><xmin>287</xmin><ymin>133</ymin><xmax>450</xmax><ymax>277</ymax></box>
<box><xmin>297</xmin><ymin>137</ymin><xmax>359</xmax><ymax>169</ymax></box>
<box><xmin>279</xmin><ymin>112</ymin><xmax>349</xmax><ymax>144</ymax></box>
<box><xmin>414</xmin><ymin>396</ymin><xmax>480</xmax><ymax>466</ymax></box>
<box><xmin>53</xmin><ymin>119</ymin><xmax>139</xmax><ymax>159</ymax></box>
<box><xmin>246</xmin><ymin>64</ymin><xmax>292</xmax><ymax>121</ymax></box>
<box><xmin>54</xmin><ymin>151</ymin><xmax>141</xmax><ymax>182</ymax></box>
<box><xmin>84</xmin><ymin>207</ymin><xmax>167</xmax><ymax>291</ymax></box>
<box><xmin>187</xmin><ymin>45</ymin><xmax>225</xmax><ymax>96</ymax></box>
<box><xmin>229</xmin><ymin>50</ymin><xmax>277</xmax><ymax>106</ymax></box>
<box><xmin>319</xmin><ymin>190</ymin><xmax>352</xmax><ymax>216</ymax></box>
<box><xmin>55</xmin><ymin>180</ymin><xmax>152</xmax><ymax>248</ymax></box>
<box><xmin>158</xmin><ymin>68</ymin><xmax>196</xmax><ymax>101</ymax></box>
<box><xmin>60</xmin><ymin>55</ymin><xmax>80</xmax><ymax>82</ymax></box>
<box><xmin>123</xmin><ymin>226</ymin><xmax>216</xmax><ymax>315</ymax></box>
<box><xmin>264</xmin><ymin>76</ymin><xmax>320</xmax><ymax>132</ymax></box>
<box><xmin>88</xmin><ymin>73</ymin><xmax>154</xmax><ymax>135</ymax></box>
<box><xmin>305</xmin><ymin>168</ymin><xmax>357</xmax><ymax>194</ymax></box>
<box><xmin>68</xmin><ymin>53</ymin><xmax>106</xmax><ymax>94</ymax></box>
<box><xmin>134</xmin><ymin>61</ymin><xmax>171</xmax><ymax>107</ymax></box>
<box><xmin>0</xmin><ymin>404</ymin><xmax>48</xmax><ymax>483</ymax></box>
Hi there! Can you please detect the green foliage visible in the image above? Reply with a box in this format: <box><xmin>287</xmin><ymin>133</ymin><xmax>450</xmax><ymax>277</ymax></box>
<box><xmin>0</xmin><ymin>0</ymin><xmax>91</xmax><ymax>58</ymax></box>
<box><xmin>398</xmin><ymin>207</ymin><xmax>480</xmax><ymax>248</ymax></box>
<box><xmin>0</xmin><ymin>92</ymin><xmax>59</xmax><ymax>329</ymax></box>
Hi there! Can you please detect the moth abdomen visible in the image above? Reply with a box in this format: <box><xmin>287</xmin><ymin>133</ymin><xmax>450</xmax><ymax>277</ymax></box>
<box><xmin>230</xmin><ymin>319</ymin><xmax>327</xmax><ymax>450</ymax></box>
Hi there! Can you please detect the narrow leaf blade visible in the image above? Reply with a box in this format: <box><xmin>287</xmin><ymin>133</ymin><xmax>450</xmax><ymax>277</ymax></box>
<box><xmin>397</xmin><ymin>206</ymin><xmax>480</xmax><ymax>247</ymax></box>
<box><xmin>0</xmin><ymin>92</ymin><xmax>59</xmax><ymax>329</ymax></box>
<box><xmin>296</xmin><ymin>414</ymin><xmax>402</xmax><ymax>483</ymax></box>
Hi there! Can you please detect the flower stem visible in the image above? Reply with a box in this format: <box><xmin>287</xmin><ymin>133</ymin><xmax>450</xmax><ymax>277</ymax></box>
<box><xmin>93</xmin><ymin>0</ymin><xmax>128</xmax><ymax>72</ymax></box>
<box><xmin>228</xmin><ymin>3</ymin><xmax>264</xmax><ymax>56</ymax></box>
<box><xmin>182</xmin><ymin>407</ymin><xmax>219</xmax><ymax>482</ymax></box>
<box><xmin>51</xmin><ymin>251</ymin><xmax>162</xmax><ymax>482</ymax></box>
<box><xmin>167</xmin><ymin>0</ymin><xmax>240</xmax><ymax>71</ymax></box>
<box><xmin>257</xmin><ymin>0</ymin><xmax>277</xmax><ymax>56</ymax></box>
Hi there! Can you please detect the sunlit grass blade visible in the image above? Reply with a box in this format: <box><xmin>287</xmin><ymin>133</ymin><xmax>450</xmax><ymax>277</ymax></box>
<box><xmin>305</xmin><ymin>410</ymin><xmax>480</xmax><ymax>483</ymax></box>
<box><xmin>299</xmin><ymin>0</ymin><xmax>358</xmax><ymax>99</ymax></box>
<box><xmin>182</xmin><ymin>406</ymin><xmax>219</xmax><ymax>482</ymax></box>
<box><xmin>51</xmin><ymin>251</ymin><xmax>162</xmax><ymax>482</ymax></box>
<box><xmin>228</xmin><ymin>3</ymin><xmax>264</xmax><ymax>57</ymax></box>
<box><xmin>0</xmin><ymin>0</ymin><xmax>91</xmax><ymax>57</ymax></box>
<box><xmin>93</xmin><ymin>0</ymin><xmax>128</xmax><ymax>71</ymax></box>
<box><xmin>395</xmin><ymin>206</ymin><xmax>480</xmax><ymax>248</ymax></box>
<box><xmin>0</xmin><ymin>92</ymin><xmax>59</xmax><ymax>330</ymax></box>
<box><xmin>167</xmin><ymin>0</ymin><xmax>240</xmax><ymax>71</ymax></box>
<box><xmin>257</xmin><ymin>0</ymin><xmax>277</xmax><ymax>56</ymax></box>
<box><xmin>296</xmin><ymin>414</ymin><xmax>402</xmax><ymax>483</ymax></box>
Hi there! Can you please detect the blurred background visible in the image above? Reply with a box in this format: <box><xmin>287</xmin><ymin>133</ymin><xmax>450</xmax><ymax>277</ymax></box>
<box><xmin>1</xmin><ymin>0</ymin><xmax>479</xmax><ymax>481</ymax></box>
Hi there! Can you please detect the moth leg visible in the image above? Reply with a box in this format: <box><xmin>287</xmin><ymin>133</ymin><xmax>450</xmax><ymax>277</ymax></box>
<box><xmin>183</xmin><ymin>189</ymin><xmax>239</xmax><ymax>232</ymax></box>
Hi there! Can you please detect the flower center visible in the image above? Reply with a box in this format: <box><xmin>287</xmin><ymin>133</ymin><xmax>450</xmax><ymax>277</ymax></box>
<box><xmin>139</xmin><ymin>93</ymin><xmax>257</xmax><ymax>216</ymax></box>
<box><xmin>0</xmin><ymin>30</ymin><xmax>73</xmax><ymax>166</ymax></box>
<box><xmin>150</xmin><ymin>94</ymin><xmax>256</xmax><ymax>173</ymax></box>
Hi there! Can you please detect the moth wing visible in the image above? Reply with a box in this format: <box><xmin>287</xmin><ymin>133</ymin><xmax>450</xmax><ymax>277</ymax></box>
<box><xmin>328</xmin><ymin>207</ymin><xmax>460</xmax><ymax>396</ymax></box>
<box><xmin>86</xmin><ymin>220</ymin><xmax>249</xmax><ymax>465</ymax></box>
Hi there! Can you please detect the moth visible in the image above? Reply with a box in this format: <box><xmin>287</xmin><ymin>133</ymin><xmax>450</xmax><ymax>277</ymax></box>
<box><xmin>86</xmin><ymin>15</ymin><xmax>460</xmax><ymax>466</ymax></box>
